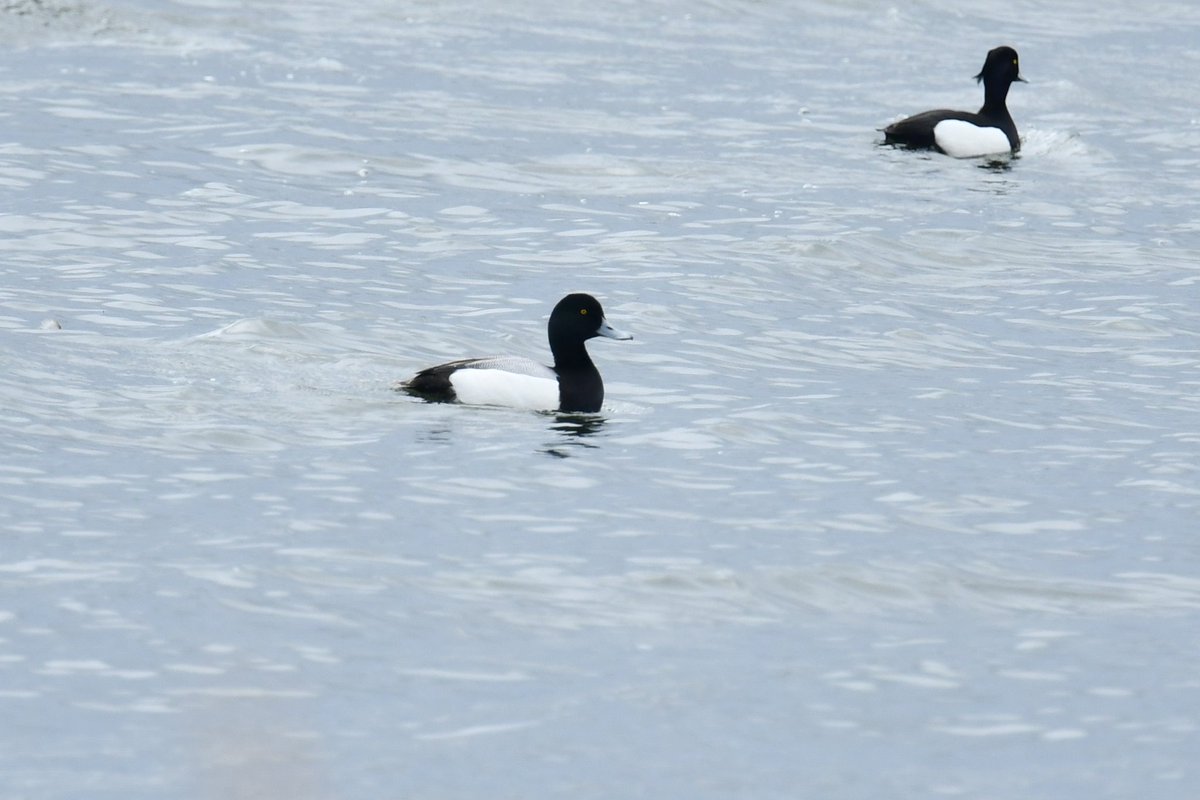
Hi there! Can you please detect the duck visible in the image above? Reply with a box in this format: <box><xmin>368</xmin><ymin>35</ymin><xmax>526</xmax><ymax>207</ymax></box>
<box><xmin>399</xmin><ymin>293</ymin><xmax>631</xmax><ymax>413</ymax></box>
<box><xmin>883</xmin><ymin>46</ymin><xmax>1025</xmax><ymax>158</ymax></box>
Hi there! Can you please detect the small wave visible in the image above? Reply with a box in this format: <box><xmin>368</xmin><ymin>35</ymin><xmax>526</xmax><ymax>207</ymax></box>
<box><xmin>1020</xmin><ymin>128</ymin><xmax>1095</xmax><ymax>160</ymax></box>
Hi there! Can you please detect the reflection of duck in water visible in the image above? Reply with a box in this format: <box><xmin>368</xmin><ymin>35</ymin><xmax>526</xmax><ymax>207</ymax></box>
<box><xmin>399</xmin><ymin>294</ymin><xmax>631</xmax><ymax>413</ymax></box>
<box><xmin>550</xmin><ymin>413</ymin><xmax>607</xmax><ymax>437</ymax></box>
<box><xmin>541</xmin><ymin>414</ymin><xmax>608</xmax><ymax>458</ymax></box>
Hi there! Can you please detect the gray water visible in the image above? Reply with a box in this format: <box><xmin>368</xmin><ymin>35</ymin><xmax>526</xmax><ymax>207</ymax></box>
<box><xmin>2</xmin><ymin>0</ymin><xmax>1199</xmax><ymax>797</ymax></box>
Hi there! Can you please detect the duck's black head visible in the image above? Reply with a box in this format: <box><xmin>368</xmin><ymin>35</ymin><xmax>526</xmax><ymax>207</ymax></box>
<box><xmin>975</xmin><ymin>46</ymin><xmax>1025</xmax><ymax>88</ymax></box>
<box><xmin>548</xmin><ymin>293</ymin><xmax>632</xmax><ymax>357</ymax></box>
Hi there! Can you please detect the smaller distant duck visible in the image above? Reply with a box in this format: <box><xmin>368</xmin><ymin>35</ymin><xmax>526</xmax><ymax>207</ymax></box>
<box><xmin>399</xmin><ymin>293</ymin><xmax>631</xmax><ymax>413</ymax></box>
<box><xmin>883</xmin><ymin>46</ymin><xmax>1025</xmax><ymax>158</ymax></box>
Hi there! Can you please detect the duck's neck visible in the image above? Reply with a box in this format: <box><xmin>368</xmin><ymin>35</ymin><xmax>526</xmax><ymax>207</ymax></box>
<box><xmin>552</xmin><ymin>339</ymin><xmax>603</xmax><ymax>412</ymax></box>
<box><xmin>551</xmin><ymin>340</ymin><xmax>595</xmax><ymax>373</ymax></box>
<box><xmin>980</xmin><ymin>80</ymin><xmax>1012</xmax><ymax>116</ymax></box>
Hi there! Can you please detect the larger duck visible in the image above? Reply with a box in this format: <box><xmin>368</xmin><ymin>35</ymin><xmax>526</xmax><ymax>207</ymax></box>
<box><xmin>399</xmin><ymin>293</ymin><xmax>631</xmax><ymax>413</ymax></box>
<box><xmin>883</xmin><ymin>46</ymin><xmax>1025</xmax><ymax>158</ymax></box>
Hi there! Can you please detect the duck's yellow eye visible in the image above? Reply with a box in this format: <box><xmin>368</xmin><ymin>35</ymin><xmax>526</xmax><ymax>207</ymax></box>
<box><xmin>579</xmin><ymin>308</ymin><xmax>588</xmax><ymax>315</ymax></box>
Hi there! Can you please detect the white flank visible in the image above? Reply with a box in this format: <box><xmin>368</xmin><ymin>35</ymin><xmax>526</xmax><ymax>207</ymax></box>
<box><xmin>449</xmin><ymin>368</ymin><xmax>560</xmax><ymax>410</ymax></box>
<box><xmin>933</xmin><ymin>119</ymin><xmax>1011</xmax><ymax>158</ymax></box>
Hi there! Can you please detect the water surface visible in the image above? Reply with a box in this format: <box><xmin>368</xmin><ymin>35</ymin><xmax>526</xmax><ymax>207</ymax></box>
<box><xmin>2</xmin><ymin>1</ymin><xmax>1199</xmax><ymax>798</ymax></box>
